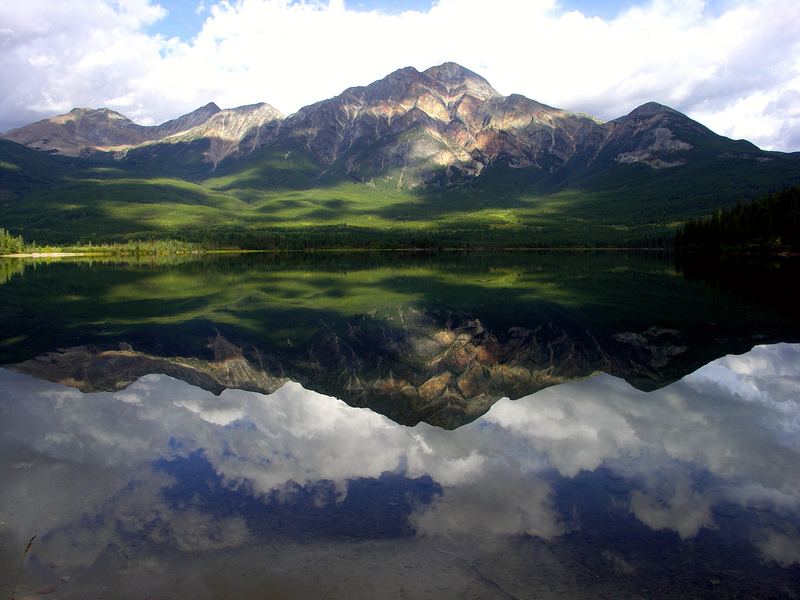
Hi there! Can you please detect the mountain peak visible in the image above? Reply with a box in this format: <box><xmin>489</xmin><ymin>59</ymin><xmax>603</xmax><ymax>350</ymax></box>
<box><xmin>154</xmin><ymin>102</ymin><xmax>223</xmax><ymax>136</ymax></box>
<box><xmin>625</xmin><ymin>102</ymin><xmax>681</xmax><ymax>119</ymax></box>
<box><xmin>225</xmin><ymin>102</ymin><xmax>283</xmax><ymax>118</ymax></box>
<box><xmin>424</xmin><ymin>62</ymin><xmax>485</xmax><ymax>84</ymax></box>
<box><xmin>68</xmin><ymin>107</ymin><xmax>98</xmax><ymax>114</ymax></box>
<box><xmin>423</xmin><ymin>62</ymin><xmax>500</xmax><ymax>100</ymax></box>
<box><xmin>66</xmin><ymin>107</ymin><xmax>129</xmax><ymax>120</ymax></box>
<box><xmin>174</xmin><ymin>102</ymin><xmax>223</xmax><ymax>120</ymax></box>
<box><xmin>616</xmin><ymin>102</ymin><xmax>711</xmax><ymax>135</ymax></box>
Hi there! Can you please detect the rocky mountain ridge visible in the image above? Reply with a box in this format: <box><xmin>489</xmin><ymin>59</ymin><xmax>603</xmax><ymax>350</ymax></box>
<box><xmin>1</xmin><ymin>62</ymin><xmax>767</xmax><ymax>187</ymax></box>
<box><xmin>1</xmin><ymin>100</ymin><xmax>283</xmax><ymax>163</ymax></box>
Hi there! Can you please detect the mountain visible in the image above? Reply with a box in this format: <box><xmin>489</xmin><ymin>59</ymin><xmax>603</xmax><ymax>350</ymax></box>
<box><xmin>95</xmin><ymin>102</ymin><xmax>283</xmax><ymax>178</ymax></box>
<box><xmin>151</xmin><ymin>101</ymin><xmax>222</xmax><ymax>137</ymax></box>
<box><xmin>218</xmin><ymin>63</ymin><xmax>785</xmax><ymax>192</ymax></box>
<box><xmin>1</xmin><ymin>62</ymin><xmax>800</xmax><ymax>246</ymax></box>
<box><xmin>1</xmin><ymin>107</ymin><xmax>155</xmax><ymax>156</ymax></box>
<box><xmin>1</xmin><ymin>62</ymin><xmax>778</xmax><ymax>185</ymax></box>
<box><xmin>252</xmin><ymin>62</ymin><xmax>606</xmax><ymax>187</ymax></box>
<box><xmin>0</xmin><ymin>100</ymin><xmax>283</xmax><ymax>163</ymax></box>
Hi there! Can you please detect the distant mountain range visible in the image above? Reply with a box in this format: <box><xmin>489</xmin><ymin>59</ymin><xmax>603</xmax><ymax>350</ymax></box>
<box><xmin>2</xmin><ymin>101</ymin><xmax>282</xmax><ymax>166</ymax></box>
<box><xmin>2</xmin><ymin>62</ymin><xmax>800</xmax><ymax>246</ymax></box>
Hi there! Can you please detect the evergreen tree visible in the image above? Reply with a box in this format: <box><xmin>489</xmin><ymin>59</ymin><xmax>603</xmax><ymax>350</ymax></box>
<box><xmin>0</xmin><ymin>228</ymin><xmax>26</xmax><ymax>254</ymax></box>
<box><xmin>676</xmin><ymin>187</ymin><xmax>800</xmax><ymax>253</ymax></box>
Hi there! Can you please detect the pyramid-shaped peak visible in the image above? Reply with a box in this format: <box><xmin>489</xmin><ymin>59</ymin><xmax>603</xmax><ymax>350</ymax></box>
<box><xmin>425</xmin><ymin>62</ymin><xmax>486</xmax><ymax>84</ymax></box>
<box><xmin>423</xmin><ymin>62</ymin><xmax>500</xmax><ymax>100</ymax></box>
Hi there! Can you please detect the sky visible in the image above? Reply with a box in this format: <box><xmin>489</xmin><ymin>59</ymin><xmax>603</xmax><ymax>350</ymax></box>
<box><xmin>0</xmin><ymin>0</ymin><xmax>799</xmax><ymax>151</ymax></box>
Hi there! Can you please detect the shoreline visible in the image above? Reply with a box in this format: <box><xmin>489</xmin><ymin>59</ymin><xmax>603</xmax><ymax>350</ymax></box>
<box><xmin>6</xmin><ymin>248</ymin><xmax>797</xmax><ymax>260</ymax></box>
<box><xmin>1</xmin><ymin>247</ymin><xmax>675</xmax><ymax>258</ymax></box>
<box><xmin>2</xmin><ymin>252</ymin><xmax>94</xmax><ymax>257</ymax></box>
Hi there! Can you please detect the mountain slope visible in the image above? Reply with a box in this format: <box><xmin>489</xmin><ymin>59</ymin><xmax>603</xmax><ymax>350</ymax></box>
<box><xmin>249</xmin><ymin>62</ymin><xmax>605</xmax><ymax>187</ymax></box>
<box><xmin>1</xmin><ymin>62</ymin><xmax>800</xmax><ymax>246</ymax></box>
<box><xmin>1</xmin><ymin>107</ymin><xmax>154</xmax><ymax>156</ymax></box>
<box><xmin>118</xmin><ymin>102</ymin><xmax>284</xmax><ymax>170</ymax></box>
<box><xmin>206</xmin><ymin>63</ymin><xmax>797</xmax><ymax>203</ymax></box>
<box><xmin>0</xmin><ymin>101</ymin><xmax>283</xmax><ymax>166</ymax></box>
<box><xmin>0</xmin><ymin>139</ymin><xmax>74</xmax><ymax>201</ymax></box>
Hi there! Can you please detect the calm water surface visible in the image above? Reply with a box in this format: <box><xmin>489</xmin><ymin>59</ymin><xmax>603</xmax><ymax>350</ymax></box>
<box><xmin>0</xmin><ymin>252</ymin><xmax>798</xmax><ymax>598</ymax></box>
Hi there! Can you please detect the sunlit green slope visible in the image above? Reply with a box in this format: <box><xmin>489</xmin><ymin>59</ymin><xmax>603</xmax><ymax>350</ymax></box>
<box><xmin>2</xmin><ymin>134</ymin><xmax>800</xmax><ymax>247</ymax></box>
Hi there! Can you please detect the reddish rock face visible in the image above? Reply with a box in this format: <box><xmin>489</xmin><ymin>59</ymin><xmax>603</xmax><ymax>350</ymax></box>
<box><xmin>269</xmin><ymin>62</ymin><xmax>610</xmax><ymax>185</ymax></box>
<box><xmin>0</xmin><ymin>62</ymin><xmax>709</xmax><ymax>184</ymax></box>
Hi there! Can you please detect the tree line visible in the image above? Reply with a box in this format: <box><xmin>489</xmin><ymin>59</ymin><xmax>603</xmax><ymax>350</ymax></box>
<box><xmin>675</xmin><ymin>186</ymin><xmax>800</xmax><ymax>253</ymax></box>
<box><xmin>0</xmin><ymin>228</ymin><xmax>25</xmax><ymax>254</ymax></box>
<box><xmin>0</xmin><ymin>233</ymin><xmax>201</xmax><ymax>256</ymax></box>
<box><xmin>7</xmin><ymin>185</ymin><xmax>798</xmax><ymax>255</ymax></box>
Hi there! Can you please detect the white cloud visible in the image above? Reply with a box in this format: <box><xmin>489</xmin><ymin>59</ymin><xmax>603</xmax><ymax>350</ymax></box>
<box><xmin>0</xmin><ymin>0</ymin><xmax>169</xmax><ymax>127</ymax></box>
<box><xmin>1</xmin><ymin>0</ymin><xmax>799</xmax><ymax>149</ymax></box>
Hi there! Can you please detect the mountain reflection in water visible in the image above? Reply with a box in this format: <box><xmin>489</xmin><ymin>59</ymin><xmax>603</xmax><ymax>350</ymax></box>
<box><xmin>1</xmin><ymin>343</ymin><xmax>799</xmax><ymax>599</ymax></box>
<box><xmin>2</xmin><ymin>252</ymin><xmax>798</xmax><ymax>427</ymax></box>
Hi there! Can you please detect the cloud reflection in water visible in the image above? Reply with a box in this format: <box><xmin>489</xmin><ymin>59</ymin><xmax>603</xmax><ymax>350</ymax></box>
<box><xmin>1</xmin><ymin>343</ymin><xmax>799</xmax><ymax>595</ymax></box>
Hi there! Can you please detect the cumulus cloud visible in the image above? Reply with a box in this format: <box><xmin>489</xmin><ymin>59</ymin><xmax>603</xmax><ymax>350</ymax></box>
<box><xmin>0</xmin><ymin>0</ymin><xmax>170</xmax><ymax>127</ymax></box>
<box><xmin>0</xmin><ymin>0</ymin><xmax>799</xmax><ymax>149</ymax></box>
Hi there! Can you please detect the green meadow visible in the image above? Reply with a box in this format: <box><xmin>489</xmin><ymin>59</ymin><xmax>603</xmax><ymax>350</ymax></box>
<box><xmin>3</xmin><ymin>138</ymin><xmax>800</xmax><ymax>248</ymax></box>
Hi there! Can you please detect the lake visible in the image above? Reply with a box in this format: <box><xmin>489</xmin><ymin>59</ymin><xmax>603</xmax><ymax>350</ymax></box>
<box><xmin>1</xmin><ymin>251</ymin><xmax>799</xmax><ymax>598</ymax></box>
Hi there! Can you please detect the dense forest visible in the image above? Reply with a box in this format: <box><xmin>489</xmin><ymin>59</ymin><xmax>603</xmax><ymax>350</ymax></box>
<box><xmin>0</xmin><ymin>235</ymin><xmax>201</xmax><ymax>256</ymax></box>
<box><xmin>4</xmin><ymin>187</ymin><xmax>798</xmax><ymax>255</ymax></box>
<box><xmin>0</xmin><ymin>225</ymin><xmax>673</xmax><ymax>254</ymax></box>
<box><xmin>0</xmin><ymin>228</ymin><xmax>25</xmax><ymax>254</ymax></box>
<box><xmin>676</xmin><ymin>186</ymin><xmax>800</xmax><ymax>253</ymax></box>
